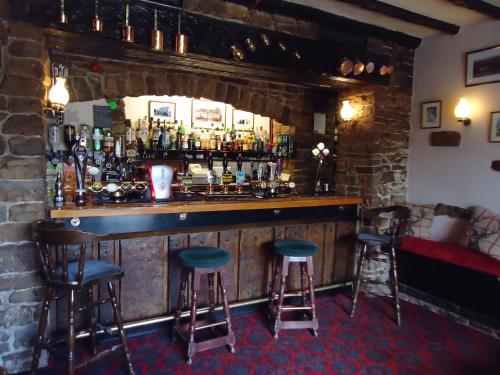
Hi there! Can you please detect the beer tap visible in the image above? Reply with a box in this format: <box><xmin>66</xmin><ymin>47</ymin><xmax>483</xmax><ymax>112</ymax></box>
<box><xmin>73</xmin><ymin>144</ymin><xmax>88</xmax><ymax>206</ymax></box>
<box><xmin>222</xmin><ymin>152</ymin><xmax>232</xmax><ymax>195</ymax></box>
<box><xmin>207</xmin><ymin>152</ymin><xmax>216</xmax><ymax>195</ymax></box>
<box><xmin>236</xmin><ymin>153</ymin><xmax>244</xmax><ymax>194</ymax></box>
<box><xmin>181</xmin><ymin>155</ymin><xmax>192</xmax><ymax>193</ymax></box>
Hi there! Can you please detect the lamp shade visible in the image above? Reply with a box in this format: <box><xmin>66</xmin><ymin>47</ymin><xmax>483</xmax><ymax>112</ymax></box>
<box><xmin>454</xmin><ymin>97</ymin><xmax>471</xmax><ymax>119</ymax></box>
<box><xmin>48</xmin><ymin>77</ymin><xmax>69</xmax><ymax>107</ymax></box>
<box><xmin>340</xmin><ymin>100</ymin><xmax>354</xmax><ymax>121</ymax></box>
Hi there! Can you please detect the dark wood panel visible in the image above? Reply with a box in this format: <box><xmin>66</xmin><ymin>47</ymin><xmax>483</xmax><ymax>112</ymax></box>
<box><xmin>323</xmin><ymin>222</ymin><xmax>337</xmax><ymax>285</ymax></box>
<box><xmin>219</xmin><ymin>230</ymin><xmax>240</xmax><ymax>303</ymax></box>
<box><xmin>168</xmin><ymin>234</ymin><xmax>188</xmax><ymax>313</ymax></box>
<box><xmin>333</xmin><ymin>221</ymin><xmax>356</xmax><ymax>283</ymax></box>
<box><xmin>306</xmin><ymin>223</ymin><xmax>325</xmax><ymax>286</ymax></box>
<box><xmin>98</xmin><ymin>240</ymin><xmax>116</xmax><ymax>324</ymax></box>
<box><xmin>238</xmin><ymin>227</ymin><xmax>274</xmax><ymax>300</ymax></box>
<box><xmin>120</xmin><ymin>237</ymin><xmax>166</xmax><ymax>321</ymax></box>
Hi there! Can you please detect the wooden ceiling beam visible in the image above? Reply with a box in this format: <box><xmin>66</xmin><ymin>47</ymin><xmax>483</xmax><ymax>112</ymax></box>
<box><xmin>224</xmin><ymin>0</ymin><xmax>421</xmax><ymax>48</ymax></box>
<box><xmin>446</xmin><ymin>0</ymin><xmax>500</xmax><ymax>19</ymax></box>
<box><xmin>334</xmin><ymin>0</ymin><xmax>460</xmax><ymax>34</ymax></box>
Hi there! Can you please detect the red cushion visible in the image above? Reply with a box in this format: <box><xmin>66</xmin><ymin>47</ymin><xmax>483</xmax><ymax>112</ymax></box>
<box><xmin>400</xmin><ymin>237</ymin><xmax>500</xmax><ymax>277</ymax></box>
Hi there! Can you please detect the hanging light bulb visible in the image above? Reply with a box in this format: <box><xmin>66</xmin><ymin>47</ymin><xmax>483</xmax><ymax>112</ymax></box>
<box><xmin>454</xmin><ymin>97</ymin><xmax>472</xmax><ymax>125</ymax></box>
<box><xmin>48</xmin><ymin>64</ymin><xmax>70</xmax><ymax>109</ymax></box>
<box><xmin>122</xmin><ymin>2</ymin><xmax>135</xmax><ymax>42</ymax></box>
<box><xmin>151</xmin><ymin>9</ymin><xmax>164</xmax><ymax>52</ymax></box>
<box><xmin>340</xmin><ymin>100</ymin><xmax>355</xmax><ymax>122</ymax></box>
<box><xmin>92</xmin><ymin>0</ymin><xmax>103</xmax><ymax>32</ymax></box>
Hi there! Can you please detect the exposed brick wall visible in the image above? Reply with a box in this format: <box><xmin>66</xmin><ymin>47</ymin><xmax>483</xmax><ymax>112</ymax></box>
<box><xmin>0</xmin><ymin>9</ymin><xmax>49</xmax><ymax>372</ymax></box>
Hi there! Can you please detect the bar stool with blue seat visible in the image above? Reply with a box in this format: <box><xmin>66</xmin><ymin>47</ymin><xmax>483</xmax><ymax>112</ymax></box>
<box><xmin>173</xmin><ymin>247</ymin><xmax>235</xmax><ymax>364</ymax></box>
<box><xmin>350</xmin><ymin>205</ymin><xmax>410</xmax><ymax>326</ymax></box>
<box><xmin>30</xmin><ymin>220</ymin><xmax>134</xmax><ymax>375</ymax></box>
<box><xmin>268</xmin><ymin>239</ymin><xmax>319</xmax><ymax>339</ymax></box>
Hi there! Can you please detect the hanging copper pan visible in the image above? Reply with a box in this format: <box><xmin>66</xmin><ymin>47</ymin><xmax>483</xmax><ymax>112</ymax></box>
<box><xmin>353</xmin><ymin>60</ymin><xmax>365</xmax><ymax>76</ymax></box>
<box><xmin>338</xmin><ymin>58</ymin><xmax>353</xmax><ymax>75</ymax></box>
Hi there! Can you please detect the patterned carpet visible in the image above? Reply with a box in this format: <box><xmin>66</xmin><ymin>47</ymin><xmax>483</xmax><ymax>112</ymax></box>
<box><xmin>39</xmin><ymin>292</ymin><xmax>500</xmax><ymax>374</ymax></box>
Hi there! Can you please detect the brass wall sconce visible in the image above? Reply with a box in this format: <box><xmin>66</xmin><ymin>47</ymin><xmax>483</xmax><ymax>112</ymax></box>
<box><xmin>454</xmin><ymin>97</ymin><xmax>472</xmax><ymax>125</ymax></box>
<box><xmin>340</xmin><ymin>100</ymin><xmax>355</xmax><ymax>123</ymax></box>
<box><xmin>48</xmin><ymin>63</ymin><xmax>70</xmax><ymax>110</ymax></box>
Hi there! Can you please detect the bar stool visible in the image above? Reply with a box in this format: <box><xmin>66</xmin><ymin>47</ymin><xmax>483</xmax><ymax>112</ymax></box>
<box><xmin>173</xmin><ymin>247</ymin><xmax>235</xmax><ymax>365</ymax></box>
<box><xmin>350</xmin><ymin>205</ymin><xmax>410</xmax><ymax>326</ymax></box>
<box><xmin>30</xmin><ymin>220</ymin><xmax>134</xmax><ymax>375</ymax></box>
<box><xmin>268</xmin><ymin>239</ymin><xmax>319</xmax><ymax>339</ymax></box>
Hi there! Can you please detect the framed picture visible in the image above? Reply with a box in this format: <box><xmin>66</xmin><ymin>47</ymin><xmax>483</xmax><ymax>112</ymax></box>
<box><xmin>489</xmin><ymin>111</ymin><xmax>500</xmax><ymax>143</ymax></box>
<box><xmin>149</xmin><ymin>101</ymin><xmax>175</xmax><ymax>122</ymax></box>
<box><xmin>232</xmin><ymin>109</ymin><xmax>254</xmax><ymax>131</ymax></box>
<box><xmin>191</xmin><ymin>99</ymin><xmax>226</xmax><ymax>129</ymax></box>
<box><xmin>421</xmin><ymin>101</ymin><xmax>441</xmax><ymax>129</ymax></box>
<box><xmin>466</xmin><ymin>45</ymin><xmax>500</xmax><ymax>86</ymax></box>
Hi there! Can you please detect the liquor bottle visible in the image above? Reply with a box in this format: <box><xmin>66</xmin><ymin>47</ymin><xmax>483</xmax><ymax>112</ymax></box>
<box><xmin>103</xmin><ymin>129</ymin><xmax>114</xmax><ymax>154</ymax></box>
<box><xmin>237</xmin><ymin>134</ymin><xmax>243</xmax><ymax>152</ymax></box>
<box><xmin>181</xmin><ymin>134</ymin><xmax>189</xmax><ymax>150</ymax></box>
<box><xmin>151</xmin><ymin>125</ymin><xmax>161</xmax><ymax>153</ymax></box>
<box><xmin>159</xmin><ymin>126</ymin><xmax>171</xmax><ymax>151</ymax></box>
<box><xmin>209</xmin><ymin>131</ymin><xmax>216</xmax><ymax>150</ymax></box>
<box><xmin>137</xmin><ymin>118</ymin><xmax>149</xmax><ymax>149</ymax></box>
<box><xmin>187</xmin><ymin>132</ymin><xmax>194</xmax><ymax>150</ymax></box>
<box><xmin>170</xmin><ymin>126</ymin><xmax>177</xmax><ymax>150</ymax></box>
<box><xmin>216</xmin><ymin>135</ymin><xmax>222</xmax><ymax>151</ymax></box>
<box><xmin>53</xmin><ymin>172</ymin><xmax>64</xmax><ymax>208</ymax></box>
<box><xmin>175</xmin><ymin>127</ymin><xmax>182</xmax><ymax>150</ymax></box>
<box><xmin>114</xmin><ymin>133</ymin><xmax>125</xmax><ymax>158</ymax></box>
<box><xmin>194</xmin><ymin>132</ymin><xmax>201</xmax><ymax>150</ymax></box>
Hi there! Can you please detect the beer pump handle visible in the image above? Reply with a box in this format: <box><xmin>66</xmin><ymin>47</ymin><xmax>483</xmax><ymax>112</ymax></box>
<box><xmin>73</xmin><ymin>144</ymin><xmax>88</xmax><ymax>206</ymax></box>
<box><xmin>237</xmin><ymin>153</ymin><xmax>243</xmax><ymax>172</ymax></box>
<box><xmin>223</xmin><ymin>153</ymin><xmax>228</xmax><ymax>172</ymax></box>
<box><xmin>183</xmin><ymin>155</ymin><xmax>189</xmax><ymax>175</ymax></box>
<box><xmin>207</xmin><ymin>152</ymin><xmax>213</xmax><ymax>171</ymax></box>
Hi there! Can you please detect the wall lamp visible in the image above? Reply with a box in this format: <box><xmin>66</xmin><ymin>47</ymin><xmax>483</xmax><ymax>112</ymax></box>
<box><xmin>454</xmin><ymin>97</ymin><xmax>472</xmax><ymax>126</ymax></box>
<box><xmin>48</xmin><ymin>63</ymin><xmax>70</xmax><ymax>110</ymax></box>
<box><xmin>340</xmin><ymin>100</ymin><xmax>356</xmax><ymax>124</ymax></box>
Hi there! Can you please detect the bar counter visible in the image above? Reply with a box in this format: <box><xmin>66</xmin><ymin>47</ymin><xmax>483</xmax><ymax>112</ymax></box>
<box><xmin>47</xmin><ymin>195</ymin><xmax>361</xmax><ymax>330</ymax></box>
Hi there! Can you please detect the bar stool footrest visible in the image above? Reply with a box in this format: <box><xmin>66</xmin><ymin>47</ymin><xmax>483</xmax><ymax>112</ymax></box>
<box><xmin>277</xmin><ymin>320</ymin><xmax>318</xmax><ymax>330</ymax></box>
<box><xmin>188</xmin><ymin>334</ymin><xmax>236</xmax><ymax>355</ymax></box>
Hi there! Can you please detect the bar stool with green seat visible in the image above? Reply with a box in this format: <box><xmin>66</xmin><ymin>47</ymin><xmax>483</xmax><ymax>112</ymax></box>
<box><xmin>268</xmin><ymin>239</ymin><xmax>319</xmax><ymax>339</ymax></box>
<box><xmin>173</xmin><ymin>247</ymin><xmax>235</xmax><ymax>364</ymax></box>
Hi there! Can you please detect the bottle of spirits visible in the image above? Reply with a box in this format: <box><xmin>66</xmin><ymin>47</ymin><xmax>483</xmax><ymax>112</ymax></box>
<box><xmin>209</xmin><ymin>131</ymin><xmax>216</xmax><ymax>150</ymax></box>
<box><xmin>114</xmin><ymin>133</ymin><xmax>125</xmax><ymax>158</ymax></box>
<box><xmin>216</xmin><ymin>135</ymin><xmax>222</xmax><ymax>151</ymax></box>
<box><xmin>53</xmin><ymin>172</ymin><xmax>64</xmax><ymax>208</ymax></box>
<box><xmin>194</xmin><ymin>132</ymin><xmax>201</xmax><ymax>150</ymax></box>
<box><xmin>187</xmin><ymin>132</ymin><xmax>194</xmax><ymax>150</ymax></box>
<box><xmin>103</xmin><ymin>129</ymin><xmax>114</xmax><ymax>155</ymax></box>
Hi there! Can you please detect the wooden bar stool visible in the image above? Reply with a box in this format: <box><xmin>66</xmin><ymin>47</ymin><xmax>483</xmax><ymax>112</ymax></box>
<box><xmin>30</xmin><ymin>220</ymin><xmax>134</xmax><ymax>375</ymax></box>
<box><xmin>268</xmin><ymin>239</ymin><xmax>319</xmax><ymax>339</ymax></box>
<box><xmin>173</xmin><ymin>247</ymin><xmax>235</xmax><ymax>365</ymax></box>
<box><xmin>350</xmin><ymin>205</ymin><xmax>410</xmax><ymax>326</ymax></box>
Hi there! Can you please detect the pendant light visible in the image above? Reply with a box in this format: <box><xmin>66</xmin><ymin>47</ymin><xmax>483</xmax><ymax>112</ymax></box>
<box><xmin>150</xmin><ymin>9</ymin><xmax>164</xmax><ymax>52</ymax></box>
<box><xmin>59</xmin><ymin>0</ymin><xmax>67</xmax><ymax>24</ymax></box>
<box><xmin>92</xmin><ymin>0</ymin><xmax>103</xmax><ymax>32</ymax></box>
<box><xmin>175</xmin><ymin>13</ymin><xmax>189</xmax><ymax>54</ymax></box>
<box><xmin>122</xmin><ymin>2</ymin><xmax>135</xmax><ymax>42</ymax></box>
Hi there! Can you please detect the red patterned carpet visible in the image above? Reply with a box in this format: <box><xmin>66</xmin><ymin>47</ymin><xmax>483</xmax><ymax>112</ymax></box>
<box><xmin>39</xmin><ymin>292</ymin><xmax>500</xmax><ymax>374</ymax></box>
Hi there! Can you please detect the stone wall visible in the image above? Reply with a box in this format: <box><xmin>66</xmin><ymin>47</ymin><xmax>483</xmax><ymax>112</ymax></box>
<box><xmin>0</xmin><ymin>7</ymin><xmax>50</xmax><ymax>372</ymax></box>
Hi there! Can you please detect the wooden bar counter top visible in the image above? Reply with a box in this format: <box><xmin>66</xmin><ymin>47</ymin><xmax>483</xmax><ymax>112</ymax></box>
<box><xmin>50</xmin><ymin>195</ymin><xmax>363</xmax><ymax>219</ymax></box>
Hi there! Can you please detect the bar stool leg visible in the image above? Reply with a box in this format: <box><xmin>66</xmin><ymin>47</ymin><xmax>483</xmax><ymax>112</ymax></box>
<box><xmin>173</xmin><ymin>268</ymin><xmax>188</xmax><ymax>342</ymax></box>
<box><xmin>351</xmin><ymin>243</ymin><xmax>368</xmax><ymax>318</ymax></box>
<box><xmin>87</xmin><ymin>287</ymin><xmax>98</xmax><ymax>355</ymax></box>
<box><xmin>273</xmin><ymin>256</ymin><xmax>289</xmax><ymax>339</ymax></box>
<box><xmin>208</xmin><ymin>273</ymin><xmax>216</xmax><ymax>325</ymax></box>
<box><xmin>390</xmin><ymin>246</ymin><xmax>401</xmax><ymax>326</ymax></box>
<box><xmin>219</xmin><ymin>267</ymin><xmax>236</xmax><ymax>353</ymax></box>
<box><xmin>67</xmin><ymin>289</ymin><xmax>76</xmax><ymax>375</ymax></box>
<box><xmin>300</xmin><ymin>263</ymin><xmax>308</xmax><ymax>308</ymax></box>
<box><xmin>107</xmin><ymin>281</ymin><xmax>135</xmax><ymax>375</ymax></box>
<box><xmin>187</xmin><ymin>270</ymin><xmax>200</xmax><ymax>365</ymax></box>
<box><xmin>306</xmin><ymin>257</ymin><xmax>319</xmax><ymax>337</ymax></box>
<box><xmin>267</xmin><ymin>256</ymin><xmax>281</xmax><ymax>319</ymax></box>
<box><xmin>30</xmin><ymin>287</ymin><xmax>54</xmax><ymax>374</ymax></box>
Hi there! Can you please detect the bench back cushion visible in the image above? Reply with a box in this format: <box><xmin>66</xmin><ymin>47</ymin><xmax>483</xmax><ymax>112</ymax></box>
<box><xmin>429</xmin><ymin>203</ymin><xmax>471</xmax><ymax>245</ymax></box>
<box><xmin>404</xmin><ymin>203</ymin><xmax>435</xmax><ymax>239</ymax></box>
<box><xmin>466</xmin><ymin>206</ymin><xmax>500</xmax><ymax>261</ymax></box>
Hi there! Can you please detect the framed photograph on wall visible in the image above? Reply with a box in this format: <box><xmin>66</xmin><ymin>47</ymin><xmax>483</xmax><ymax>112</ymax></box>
<box><xmin>421</xmin><ymin>101</ymin><xmax>441</xmax><ymax>129</ymax></box>
<box><xmin>489</xmin><ymin>111</ymin><xmax>500</xmax><ymax>143</ymax></box>
<box><xmin>466</xmin><ymin>45</ymin><xmax>500</xmax><ymax>86</ymax></box>
<box><xmin>192</xmin><ymin>99</ymin><xmax>226</xmax><ymax>129</ymax></box>
<box><xmin>232</xmin><ymin>109</ymin><xmax>254</xmax><ymax>131</ymax></box>
<box><xmin>149</xmin><ymin>101</ymin><xmax>176</xmax><ymax>122</ymax></box>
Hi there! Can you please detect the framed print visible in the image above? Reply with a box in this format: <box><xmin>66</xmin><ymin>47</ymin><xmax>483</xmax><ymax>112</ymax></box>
<box><xmin>192</xmin><ymin>99</ymin><xmax>226</xmax><ymax>129</ymax></box>
<box><xmin>421</xmin><ymin>101</ymin><xmax>441</xmax><ymax>129</ymax></box>
<box><xmin>489</xmin><ymin>111</ymin><xmax>500</xmax><ymax>143</ymax></box>
<box><xmin>466</xmin><ymin>45</ymin><xmax>500</xmax><ymax>86</ymax></box>
<box><xmin>149</xmin><ymin>101</ymin><xmax>176</xmax><ymax>122</ymax></box>
<box><xmin>232</xmin><ymin>109</ymin><xmax>254</xmax><ymax>131</ymax></box>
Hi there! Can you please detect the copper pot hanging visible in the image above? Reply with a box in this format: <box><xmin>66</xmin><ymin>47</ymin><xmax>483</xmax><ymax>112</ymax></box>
<box><xmin>353</xmin><ymin>60</ymin><xmax>365</xmax><ymax>76</ymax></box>
<box><xmin>338</xmin><ymin>58</ymin><xmax>353</xmax><ymax>75</ymax></box>
<box><xmin>365</xmin><ymin>61</ymin><xmax>375</xmax><ymax>74</ymax></box>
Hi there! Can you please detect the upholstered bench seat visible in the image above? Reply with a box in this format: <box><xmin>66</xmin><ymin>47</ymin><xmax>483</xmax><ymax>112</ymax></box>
<box><xmin>400</xmin><ymin>237</ymin><xmax>500</xmax><ymax>277</ymax></box>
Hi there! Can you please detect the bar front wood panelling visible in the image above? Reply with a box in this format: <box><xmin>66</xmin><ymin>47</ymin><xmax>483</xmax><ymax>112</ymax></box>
<box><xmin>51</xmin><ymin>220</ymin><xmax>356</xmax><ymax>330</ymax></box>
